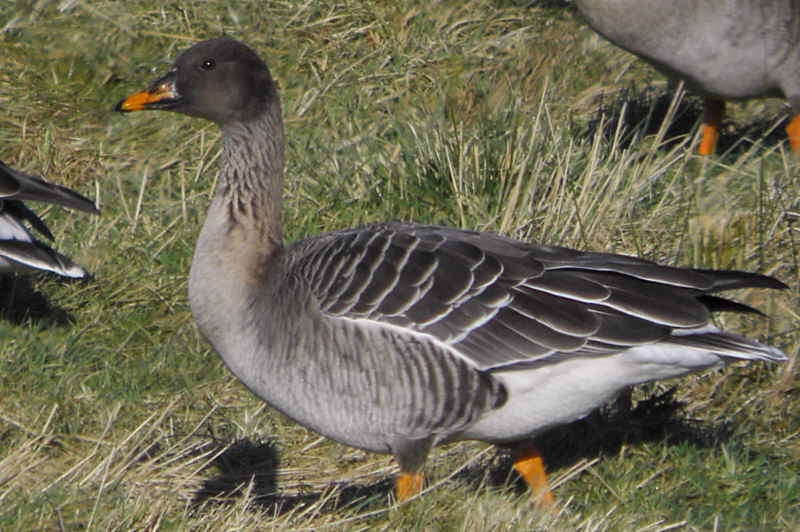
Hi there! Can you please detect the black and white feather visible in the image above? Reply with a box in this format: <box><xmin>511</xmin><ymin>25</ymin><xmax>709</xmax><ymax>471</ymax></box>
<box><xmin>0</xmin><ymin>160</ymin><xmax>98</xmax><ymax>278</ymax></box>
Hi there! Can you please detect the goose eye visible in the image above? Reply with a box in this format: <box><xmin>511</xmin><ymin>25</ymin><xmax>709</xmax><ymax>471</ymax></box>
<box><xmin>201</xmin><ymin>59</ymin><xmax>216</xmax><ymax>71</ymax></box>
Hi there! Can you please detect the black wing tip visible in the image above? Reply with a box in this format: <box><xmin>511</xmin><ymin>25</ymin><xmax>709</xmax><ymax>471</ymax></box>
<box><xmin>0</xmin><ymin>159</ymin><xmax>99</xmax><ymax>215</ymax></box>
<box><xmin>58</xmin><ymin>194</ymin><xmax>100</xmax><ymax>215</ymax></box>
<box><xmin>694</xmin><ymin>269</ymin><xmax>789</xmax><ymax>292</ymax></box>
<box><xmin>50</xmin><ymin>184</ymin><xmax>100</xmax><ymax>215</ymax></box>
<box><xmin>79</xmin><ymin>200</ymin><xmax>101</xmax><ymax>216</ymax></box>
<box><xmin>749</xmin><ymin>275</ymin><xmax>789</xmax><ymax>291</ymax></box>
<box><xmin>697</xmin><ymin>295</ymin><xmax>767</xmax><ymax>316</ymax></box>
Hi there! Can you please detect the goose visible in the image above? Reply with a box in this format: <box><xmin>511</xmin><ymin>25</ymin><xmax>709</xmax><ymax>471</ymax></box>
<box><xmin>115</xmin><ymin>38</ymin><xmax>787</xmax><ymax>503</ymax></box>
<box><xmin>573</xmin><ymin>0</ymin><xmax>800</xmax><ymax>155</ymax></box>
<box><xmin>0</xmin><ymin>160</ymin><xmax>98</xmax><ymax>278</ymax></box>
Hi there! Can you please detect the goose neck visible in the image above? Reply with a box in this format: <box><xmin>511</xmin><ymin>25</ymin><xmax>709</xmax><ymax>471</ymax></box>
<box><xmin>216</xmin><ymin>106</ymin><xmax>285</xmax><ymax>240</ymax></box>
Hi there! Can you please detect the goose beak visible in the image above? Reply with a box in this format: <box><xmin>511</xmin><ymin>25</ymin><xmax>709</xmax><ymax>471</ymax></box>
<box><xmin>115</xmin><ymin>72</ymin><xmax>180</xmax><ymax>112</ymax></box>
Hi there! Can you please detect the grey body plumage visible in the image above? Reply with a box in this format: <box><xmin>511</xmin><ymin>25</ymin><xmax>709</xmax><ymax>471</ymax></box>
<box><xmin>116</xmin><ymin>38</ymin><xmax>787</xmax><ymax>498</ymax></box>
<box><xmin>574</xmin><ymin>0</ymin><xmax>800</xmax><ymax>153</ymax></box>
<box><xmin>231</xmin><ymin>222</ymin><xmax>785</xmax><ymax>456</ymax></box>
<box><xmin>575</xmin><ymin>0</ymin><xmax>800</xmax><ymax>103</ymax></box>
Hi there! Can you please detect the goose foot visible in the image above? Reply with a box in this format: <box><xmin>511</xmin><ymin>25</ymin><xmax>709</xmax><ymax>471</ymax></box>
<box><xmin>511</xmin><ymin>443</ymin><xmax>556</xmax><ymax>506</ymax></box>
<box><xmin>395</xmin><ymin>472</ymin><xmax>425</xmax><ymax>502</ymax></box>
<box><xmin>785</xmin><ymin>114</ymin><xmax>800</xmax><ymax>152</ymax></box>
<box><xmin>699</xmin><ymin>98</ymin><xmax>725</xmax><ymax>156</ymax></box>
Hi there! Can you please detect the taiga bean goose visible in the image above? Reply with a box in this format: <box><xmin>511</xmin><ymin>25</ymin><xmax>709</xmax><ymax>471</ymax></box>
<box><xmin>115</xmin><ymin>38</ymin><xmax>787</xmax><ymax>503</ymax></box>
<box><xmin>0</xmin><ymin>160</ymin><xmax>98</xmax><ymax>278</ymax></box>
<box><xmin>574</xmin><ymin>0</ymin><xmax>800</xmax><ymax>155</ymax></box>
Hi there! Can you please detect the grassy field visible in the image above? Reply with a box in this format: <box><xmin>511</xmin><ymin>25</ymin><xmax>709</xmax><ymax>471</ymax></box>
<box><xmin>1</xmin><ymin>1</ymin><xmax>798</xmax><ymax>530</ymax></box>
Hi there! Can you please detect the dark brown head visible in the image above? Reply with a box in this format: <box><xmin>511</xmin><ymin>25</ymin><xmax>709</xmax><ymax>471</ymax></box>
<box><xmin>115</xmin><ymin>38</ymin><xmax>277</xmax><ymax>126</ymax></box>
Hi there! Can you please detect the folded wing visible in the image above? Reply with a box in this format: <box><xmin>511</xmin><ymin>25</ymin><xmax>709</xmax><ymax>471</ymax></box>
<box><xmin>294</xmin><ymin>223</ymin><xmax>786</xmax><ymax>371</ymax></box>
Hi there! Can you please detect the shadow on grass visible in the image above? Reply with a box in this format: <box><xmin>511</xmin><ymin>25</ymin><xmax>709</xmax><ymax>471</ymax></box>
<box><xmin>585</xmin><ymin>86</ymin><xmax>790</xmax><ymax>156</ymax></box>
<box><xmin>191</xmin><ymin>438</ymin><xmax>390</xmax><ymax>515</ymax></box>
<box><xmin>189</xmin><ymin>388</ymin><xmax>733</xmax><ymax>515</ymax></box>
<box><xmin>0</xmin><ymin>275</ymin><xmax>78</xmax><ymax>326</ymax></box>
<box><xmin>192</xmin><ymin>439</ymin><xmax>280</xmax><ymax>507</ymax></box>
<box><xmin>529</xmin><ymin>0</ymin><xmax>574</xmax><ymax>8</ymax></box>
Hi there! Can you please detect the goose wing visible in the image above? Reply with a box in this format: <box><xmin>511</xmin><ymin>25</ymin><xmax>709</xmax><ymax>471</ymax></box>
<box><xmin>0</xmin><ymin>204</ymin><xmax>88</xmax><ymax>277</ymax></box>
<box><xmin>0</xmin><ymin>161</ymin><xmax>98</xmax><ymax>278</ymax></box>
<box><xmin>295</xmin><ymin>223</ymin><xmax>785</xmax><ymax>370</ymax></box>
<box><xmin>0</xmin><ymin>160</ymin><xmax>98</xmax><ymax>214</ymax></box>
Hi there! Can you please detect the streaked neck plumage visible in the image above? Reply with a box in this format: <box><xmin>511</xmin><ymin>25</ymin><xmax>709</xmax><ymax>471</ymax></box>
<box><xmin>188</xmin><ymin>98</ymin><xmax>286</xmax><ymax>352</ymax></box>
<box><xmin>217</xmin><ymin>100</ymin><xmax>285</xmax><ymax>244</ymax></box>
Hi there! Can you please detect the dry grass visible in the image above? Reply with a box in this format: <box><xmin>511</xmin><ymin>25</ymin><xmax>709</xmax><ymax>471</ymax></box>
<box><xmin>0</xmin><ymin>1</ymin><xmax>798</xmax><ymax>530</ymax></box>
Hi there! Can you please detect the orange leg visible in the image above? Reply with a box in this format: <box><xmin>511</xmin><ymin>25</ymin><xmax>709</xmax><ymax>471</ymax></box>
<box><xmin>512</xmin><ymin>444</ymin><xmax>556</xmax><ymax>506</ymax></box>
<box><xmin>785</xmin><ymin>114</ymin><xmax>800</xmax><ymax>153</ymax></box>
<box><xmin>699</xmin><ymin>98</ymin><xmax>725</xmax><ymax>156</ymax></box>
<box><xmin>395</xmin><ymin>472</ymin><xmax>425</xmax><ymax>502</ymax></box>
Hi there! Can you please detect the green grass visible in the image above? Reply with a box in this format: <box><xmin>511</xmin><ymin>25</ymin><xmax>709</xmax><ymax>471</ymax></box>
<box><xmin>0</xmin><ymin>1</ymin><xmax>798</xmax><ymax>530</ymax></box>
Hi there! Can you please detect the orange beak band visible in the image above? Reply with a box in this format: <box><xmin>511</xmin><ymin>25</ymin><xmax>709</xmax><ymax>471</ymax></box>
<box><xmin>114</xmin><ymin>77</ymin><xmax>179</xmax><ymax>113</ymax></box>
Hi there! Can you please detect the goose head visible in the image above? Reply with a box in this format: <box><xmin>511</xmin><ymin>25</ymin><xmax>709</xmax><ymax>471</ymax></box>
<box><xmin>115</xmin><ymin>38</ymin><xmax>278</xmax><ymax>126</ymax></box>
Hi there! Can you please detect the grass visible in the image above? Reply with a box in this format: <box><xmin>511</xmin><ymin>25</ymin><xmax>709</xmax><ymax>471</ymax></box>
<box><xmin>0</xmin><ymin>0</ymin><xmax>798</xmax><ymax>530</ymax></box>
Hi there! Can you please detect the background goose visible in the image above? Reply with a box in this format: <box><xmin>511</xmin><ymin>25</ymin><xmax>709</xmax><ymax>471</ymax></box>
<box><xmin>0</xmin><ymin>160</ymin><xmax>98</xmax><ymax>278</ymax></box>
<box><xmin>574</xmin><ymin>0</ymin><xmax>800</xmax><ymax>155</ymax></box>
<box><xmin>115</xmin><ymin>38</ymin><xmax>787</xmax><ymax>503</ymax></box>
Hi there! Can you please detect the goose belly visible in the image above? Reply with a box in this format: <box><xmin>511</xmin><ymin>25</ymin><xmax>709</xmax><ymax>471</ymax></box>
<box><xmin>645</xmin><ymin>48</ymin><xmax>783</xmax><ymax>101</ymax></box>
<box><xmin>461</xmin><ymin>345</ymin><xmax>724</xmax><ymax>443</ymax></box>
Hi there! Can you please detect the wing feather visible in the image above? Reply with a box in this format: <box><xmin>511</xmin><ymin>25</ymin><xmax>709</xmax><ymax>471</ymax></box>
<box><xmin>291</xmin><ymin>223</ymin><xmax>785</xmax><ymax>370</ymax></box>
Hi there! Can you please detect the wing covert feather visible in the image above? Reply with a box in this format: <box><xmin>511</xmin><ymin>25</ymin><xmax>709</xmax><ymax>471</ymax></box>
<box><xmin>290</xmin><ymin>223</ymin><xmax>781</xmax><ymax>370</ymax></box>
